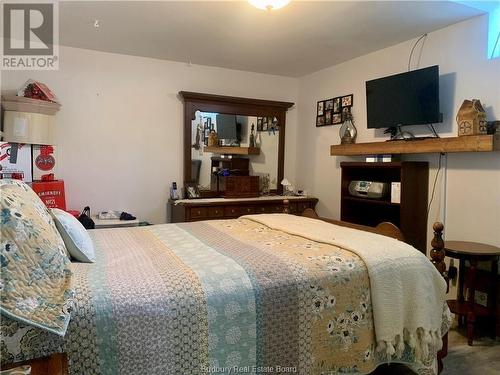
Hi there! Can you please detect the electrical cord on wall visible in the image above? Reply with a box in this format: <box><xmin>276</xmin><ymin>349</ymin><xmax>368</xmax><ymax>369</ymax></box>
<box><xmin>491</xmin><ymin>31</ymin><xmax>500</xmax><ymax>59</ymax></box>
<box><xmin>408</xmin><ymin>33</ymin><xmax>428</xmax><ymax>71</ymax></box>
<box><xmin>427</xmin><ymin>124</ymin><xmax>439</xmax><ymax>138</ymax></box>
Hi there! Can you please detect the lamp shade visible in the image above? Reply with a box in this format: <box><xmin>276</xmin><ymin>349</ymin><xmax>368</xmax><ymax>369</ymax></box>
<box><xmin>2</xmin><ymin>111</ymin><xmax>55</xmax><ymax>145</ymax></box>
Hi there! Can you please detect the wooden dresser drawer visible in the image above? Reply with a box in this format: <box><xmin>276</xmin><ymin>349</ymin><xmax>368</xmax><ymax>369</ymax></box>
<box><xmin>224</xmin><ymin>206</ymin><xmax>241</xmax><ymax>217</ymax></box>
<box><xmin>208</xmin><ymin>207</ymin><xmax>224</xmax><ymax>218</ymax></box>
<box><xmin>296</xmin><ymin>202</ymin><xmax>311</xmax><ymax>213</ymax></box>
<box><xmin>190</xmin><ymin>207</ymin><xmax>207</xmax><ymax>219</ymax></box>
<box><xmin>240</xmin><ymin>206</ymin><xmax>255</xmax><ymax>215</ymax></box>
<box><xmin>169</xmin><ymin>197</ymin><xmax>318</xmax><ymax>223</ymax></box>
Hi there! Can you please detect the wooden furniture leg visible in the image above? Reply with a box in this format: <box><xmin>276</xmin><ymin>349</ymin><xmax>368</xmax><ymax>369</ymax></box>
<box><xmin>492</xmin><ymin>259</ymin><xmax>500</xmax><ymax>338</ymax></box>
<box><xmin>430</xmin><ymin>222</ymin><xmax>448</xmax><ymax>374</ymax></box>
<box><xmin>466</xmin><ymin>259</ymin><xmax>478</xmax><ymax>345</ymax></box>
<box><xmin>457</xmin><ymin>258</ymin><xmax>465</xmax><ymax>327</ymax></box>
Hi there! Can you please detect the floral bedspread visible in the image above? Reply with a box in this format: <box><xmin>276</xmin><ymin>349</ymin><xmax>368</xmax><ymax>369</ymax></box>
<box><xmin>1</xmin><ymin>217</ymin><xmax>451</xmax><ymax>374</ymax></box>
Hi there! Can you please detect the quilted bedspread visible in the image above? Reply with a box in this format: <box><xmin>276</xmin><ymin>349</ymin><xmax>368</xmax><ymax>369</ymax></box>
<box><xmin>1</xmin><ymin>217</ymin><xmax>451</xmax><ymax>374</ymax></box>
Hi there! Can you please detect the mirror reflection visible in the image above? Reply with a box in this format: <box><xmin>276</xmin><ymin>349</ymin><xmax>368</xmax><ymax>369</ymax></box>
<box><xmin>191</xmin><ymin>111</ymin><xmax>279</xmax><ymax>196</ymax></box>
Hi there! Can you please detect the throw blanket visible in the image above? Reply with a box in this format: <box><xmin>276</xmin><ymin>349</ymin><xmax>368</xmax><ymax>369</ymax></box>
<box><xmin>245</xmin><ymin>214</ymin><xmax>448</xmax><ymax>362</ymax></box>
<box><xmin>1</xmin><ymin>216</ymin><xmax>450</xmax><ymax>374</ymax></box>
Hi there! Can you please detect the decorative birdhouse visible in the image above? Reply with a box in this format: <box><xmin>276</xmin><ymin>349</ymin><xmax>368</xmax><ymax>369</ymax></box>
<box><xmin>456</xmin><ymin>99</ymin><xmax>487</xmax><ymax>136</ymax></box>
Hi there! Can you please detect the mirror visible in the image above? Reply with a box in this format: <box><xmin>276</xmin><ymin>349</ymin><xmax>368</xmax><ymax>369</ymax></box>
<box><xmin>191</xmin><ymin>111</ymin><xmax>280</xmax><ymax>193</ymax></box>
<box><xmin>180</xmin><ymin>91</ymin><xmax>294</xmax><ymax>197</ymax></box>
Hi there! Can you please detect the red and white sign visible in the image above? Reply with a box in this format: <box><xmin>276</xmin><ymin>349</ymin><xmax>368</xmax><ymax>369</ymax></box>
<box><xmin>31</xmin><ymin>180</ymin><xmax>66</xmax><ymax>210</ymax></box>
<box><xmin>32</xmin><ymin>145</ymin><xmax>57</xmax><ymax>181</ymax></box>
<box><xmin>0</xmin><ymin>142</ymin><xmax>32</xmax><ymax>182</ymax></box>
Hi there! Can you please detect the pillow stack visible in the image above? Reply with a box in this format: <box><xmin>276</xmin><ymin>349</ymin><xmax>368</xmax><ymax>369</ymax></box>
<box><xmin>0</xmin><ymin>179</ymin><xmax>74</xmax><ymax>336</ymax></box>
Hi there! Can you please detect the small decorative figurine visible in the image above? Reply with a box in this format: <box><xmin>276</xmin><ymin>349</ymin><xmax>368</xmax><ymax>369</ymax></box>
<box><xmin>249</xmin><ymin>123</ymin><xmax>256</xmax><ymax>148</ymax></box>
<box><xmin>208</xmin><ymin>130</ymin><xmax>218</xmax><ymax>147</ymax></box>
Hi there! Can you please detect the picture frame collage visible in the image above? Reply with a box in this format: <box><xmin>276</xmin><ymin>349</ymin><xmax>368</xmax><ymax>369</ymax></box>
<box><xmin>256</xmin><ymin>117</ymin><xmax>279</xmax><ymax>132</ymax></box>
<box><xmin>316</xmin><ymin>94</ymin><xmax>353</xmax><ymax>127</ymax></box>
<box><xmin>203</xmin><ymin>117</ymin><xmax>214</xmax><ymax>146</ymax></box>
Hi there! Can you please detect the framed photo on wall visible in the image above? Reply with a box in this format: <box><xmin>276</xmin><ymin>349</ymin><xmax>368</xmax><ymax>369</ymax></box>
<box><xmin>316</xmin><ymin>94</ymin><xmax>354</xmax><ymax>127</ymax></box>
<box><xmin>341</xmin><ymin>94</ymin><xmax>353</xmax><ymax>107</ymax></box>
<box><xmin>317</xmin><ymin>101</ymin><xmax>325</xmax><ymax>116</ymax></box>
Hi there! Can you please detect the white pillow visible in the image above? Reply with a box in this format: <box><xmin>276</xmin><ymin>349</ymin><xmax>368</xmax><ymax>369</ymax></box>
<box><xmin>51</xmin><ymin>208</ymin><xmax>95</xmax><ymax>263</ymax></box>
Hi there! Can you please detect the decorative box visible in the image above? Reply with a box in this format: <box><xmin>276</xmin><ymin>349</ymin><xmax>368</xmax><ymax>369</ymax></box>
<box><xmin>0</xmin><ymin>142</ymin><xmax>32</xmax><ymax>182</ymax></box>
<box><xmin>31</xmin><ymin>180</ymin><xmax>66</xmax><ymax>210</ymax></box>
<box><xmin>456</xmin><ymin>99</ymin><xmax>487</xmax><ymax>136</ymax></box>
<box><xmin>32</xmin><ymin>145</ymin><xmax>57</xmax><ymax>181</ymax></box>
<box><xmin>224</xmin><ymin>176</ymin><xmax>260</xmax><ymax>198</ymax></box>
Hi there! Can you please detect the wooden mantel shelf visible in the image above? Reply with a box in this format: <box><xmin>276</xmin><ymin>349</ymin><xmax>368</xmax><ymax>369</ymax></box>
<box><xmin>330</xmin><ymin>134</ymin><xmax>499</xmax><ymax>156</ymax></box>
<box><xmin>204</xmin><ymin>146</ymin><xmax>260</xmax><ymax>155</ymax></box>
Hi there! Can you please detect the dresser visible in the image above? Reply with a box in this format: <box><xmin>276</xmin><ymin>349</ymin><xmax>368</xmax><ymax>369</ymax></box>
<box><xmin>168</xmin><ymin>196</ymin><xmax>318</xmax><ymax>223</ymax></box>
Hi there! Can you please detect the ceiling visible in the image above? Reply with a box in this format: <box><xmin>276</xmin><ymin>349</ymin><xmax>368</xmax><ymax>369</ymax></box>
<box><xmin>59</xmin><ymin>1</ymin><xmax>486</xmax><ymax>77</ymax></box>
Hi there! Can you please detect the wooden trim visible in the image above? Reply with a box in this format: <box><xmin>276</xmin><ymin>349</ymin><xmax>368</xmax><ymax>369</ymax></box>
<box><xmin>179</xmin><ymin>91</ymin><xmax>294</xmax><ymax>109</ymax></box>
<box><xmin>204</xmin><ymin>146</ymin><xmax>260</xmax><ymax>155</ymax></box>
<box><xmin>1</xmin><ymin>353</ymin><xmax>68</xmax><ymax>375</ymax></box>
<box><xmin>330</xmin><ymin>134</ymin><xmax>498</xmax><ymax>156</ymax></box>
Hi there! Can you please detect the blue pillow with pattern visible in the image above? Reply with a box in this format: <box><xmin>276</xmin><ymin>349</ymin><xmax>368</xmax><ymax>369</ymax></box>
<box><xmin>0</xmin><ymin>179</ymin><xmax>74</xmax><ymax>336</ymax></box>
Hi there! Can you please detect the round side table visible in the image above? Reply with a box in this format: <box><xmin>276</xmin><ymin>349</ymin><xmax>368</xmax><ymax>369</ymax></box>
<box><xmin>444</xmin><ymin>240</ymin><xmax>500</xmax><ymax>346</ymax></box>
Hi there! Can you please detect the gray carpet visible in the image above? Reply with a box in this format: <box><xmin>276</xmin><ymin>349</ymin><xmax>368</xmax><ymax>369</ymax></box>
<box><xmin>371</xmin><ymin>322</ymin><xmax>500</xmax><ymax>374</ymax></box>
<box><xmin>441</xmin><ymin>326</ymin><xmax>500</xmax><ymax>375</ymax></box>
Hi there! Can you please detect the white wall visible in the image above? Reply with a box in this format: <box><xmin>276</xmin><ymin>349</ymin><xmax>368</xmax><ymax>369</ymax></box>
<box><xmin>1</xmin><ymin>46</ymin><xmax>298</xmax><ymax>223</ymax></box>
<box><xmin>295</xmin><ymin>14</ymin><xmax>500</xmax><ymax>250</ymax></box>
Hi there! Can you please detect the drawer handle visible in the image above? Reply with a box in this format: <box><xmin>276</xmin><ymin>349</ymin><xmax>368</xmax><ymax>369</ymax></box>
<box><xmin>197</xmin><ymin>210</ymin><xmax>201</xmax><ymax>215</ymax></box>
<box><xmin>246</xmin><ymin>208</ymin><xmax>252</xmax><ymax>212</ymax></box>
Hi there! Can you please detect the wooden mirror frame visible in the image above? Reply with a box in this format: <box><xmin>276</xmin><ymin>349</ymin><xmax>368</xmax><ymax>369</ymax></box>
<box><xmin>179</xmin><ymin>91</ymin><xmax>294</xmax><ymax>195</ymax></box>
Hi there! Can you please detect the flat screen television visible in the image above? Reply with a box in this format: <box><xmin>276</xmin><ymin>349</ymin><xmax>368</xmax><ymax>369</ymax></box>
<box><xmin>366</xmin><ymin>65</ymin><xmax>441</xmax><ymax>129</ymax></box>
<box><xmin>216</xmin><ymin>114</ymin><xmax>240</xmax><ymax>141</ymax></box>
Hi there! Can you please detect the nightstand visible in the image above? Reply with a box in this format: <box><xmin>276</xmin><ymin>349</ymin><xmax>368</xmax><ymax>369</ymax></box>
<box><xmin>444</xmin><ymin>241</ymin><xmax>500</xmax><ymax>345</ymax></box>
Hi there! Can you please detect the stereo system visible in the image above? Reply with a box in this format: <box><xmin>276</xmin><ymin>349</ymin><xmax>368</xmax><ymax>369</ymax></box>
<box><xmin>348</xmin><ymin>181</ymin><xmax>390</xmax><ymax>199</ymax></box>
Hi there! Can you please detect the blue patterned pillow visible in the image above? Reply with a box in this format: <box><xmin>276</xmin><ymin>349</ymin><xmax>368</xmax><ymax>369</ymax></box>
<box><xmin>51</xmin><ymin>208</ymin><xmax>95</xmax><ymax>262</ymax></box>
<box><xmin>0</xmin><ymin>179</ymin><xmax>74</xmax><ymax>336</ymax></box>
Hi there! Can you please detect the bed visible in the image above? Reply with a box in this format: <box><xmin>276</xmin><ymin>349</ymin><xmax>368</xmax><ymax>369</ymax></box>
<box><xmin>1</xmin><ymin>205</ymin><xmax>450</xmax><ymax>375</ymax></box>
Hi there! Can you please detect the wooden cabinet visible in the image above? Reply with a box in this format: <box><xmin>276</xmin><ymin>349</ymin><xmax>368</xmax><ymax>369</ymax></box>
<box><xmin>340</xmin><ymin>162</ymin><xmax>428</xmax><ymax>253</ymax></box>
<box><xmin>169</xmin><ymin>197</ymin><xmax>318</xmax><ymax>223</ymax></box>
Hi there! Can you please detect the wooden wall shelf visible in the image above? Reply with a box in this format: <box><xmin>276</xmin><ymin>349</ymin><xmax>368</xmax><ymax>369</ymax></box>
<box><xmin>204</xmin><ymin>146</ymin><xmax>260</xmax><ymax>155</ymax></box>
<box><xmin>330</xmin><ymin>134</ymin><xmax>499</xmax><ymax>156</ymax></box>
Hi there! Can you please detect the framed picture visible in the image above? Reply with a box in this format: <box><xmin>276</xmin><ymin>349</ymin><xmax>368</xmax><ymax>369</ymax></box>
<box><xmin>325</xmin><ymin>99</ymin><xmax>334</xmax><ymax>111</ymax></box>
<box><xmin>325</xmin><ymin>110</ymin><xmax>332</xmax><ymax>125</ymax></box>
<box><xmin>262</xmin><ymin>117</ymin><xmax>268</xmax><ymax>131</ymax></box>
<box><xmin>185</xmin><ymin>183</ymin><xmax>200</xmax><ymax>199</ymax></box>
<box><xmin>316</xmin><ymin>116</ymin><xmax>325</xmax><ymax>127</ymax></box>
<box><xmin>333</xmin><ymin>97</ymin><xmax>341</xmax><ymax>113</ymax></box>
<box><xmin>341</xmin><ymin>94</ymin><xmax>353</xmax><ymax>107</ymax></box>
<box><xmin>332</xmin><ymin>113</ymin><xmax>342</xmax><ymax>124</ymax></box>
<box><xmin>257</xmin><ymin>117</ymin><xmax>263</xmax><ymax>131</ymax></box>
<box><xmin>317</xmin><ymin>101</ymin><xmax>325</xmax><ymax>116</ymax></box>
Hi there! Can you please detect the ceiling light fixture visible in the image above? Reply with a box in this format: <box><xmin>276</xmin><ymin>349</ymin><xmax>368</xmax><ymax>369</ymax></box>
<box><xmin>249</xmin><ymin>0</ymin><xmax>290</xmax><ymax>11</ymax></box>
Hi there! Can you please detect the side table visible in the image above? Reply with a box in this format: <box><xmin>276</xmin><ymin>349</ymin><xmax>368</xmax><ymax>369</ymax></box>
<box><xmin>444</xmin><ymin>240</ymin><xmax>500</xmax><ymax>345</ymax></box>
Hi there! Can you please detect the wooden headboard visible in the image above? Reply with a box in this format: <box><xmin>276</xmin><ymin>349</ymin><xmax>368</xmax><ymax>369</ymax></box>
<box><xmin>301</xmin><ymin>208</ymin><xmax>405</xmax><ymax>242</ymax></box>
